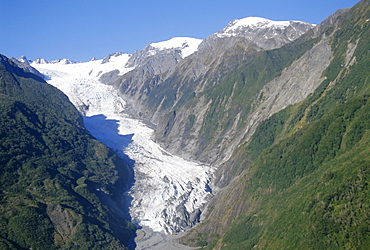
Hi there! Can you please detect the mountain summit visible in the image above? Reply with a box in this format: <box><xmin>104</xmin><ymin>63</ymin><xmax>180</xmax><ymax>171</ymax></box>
<box><xmin>215</xmin><ymin>16</ymin><xmax>315</xmax><ymax>49</ymax></box>
<box><xmin>219</xmin><ymin>16</ymin><xmax>311</xmax><ymax>34</ymax></box>
<box><xmin>148</xmin><ymin>37</ymin><xmax>203</xmax><ymax>58</ymax></box>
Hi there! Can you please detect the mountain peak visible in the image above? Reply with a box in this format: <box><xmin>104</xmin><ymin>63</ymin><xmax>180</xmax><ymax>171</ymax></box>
<box><xmin>227</xmin><ymin>16</ymin><xmax>290</xmax><ymax>29</ymax></box>
<box><xmin>33</xmin><ymin>58</ymin><xmax>48</xmax><ymax>64</ymax></box>
<box><xmin>102</xmin><ymin>52</ymin><xmax>127</xmax><ymax>64</ymax></box>
<box><xmin>32</xmin><ymin>58</ymin><xmax>80</xmax><ymax>65</ymax></box>
<box><xmin>148</xmin><ymin>37</ymin><xmax>203</xmax><ymax>58</ymax></box>
<box><xmin>217</xmin><ymin>16</ymin><xmax>314</xmax><ymax>39</ymax></box>
<box><xmin>18</xmin><ymin>55</ymin><xmax>30</xmax><ymax>63</ymax></box>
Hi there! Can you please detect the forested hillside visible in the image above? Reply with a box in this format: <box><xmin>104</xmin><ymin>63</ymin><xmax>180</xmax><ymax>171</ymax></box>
<box><xmin>182</xmin><ymin>0</ymin><xmax>370</xmax><ymax>248</ymax></box>
<box><xmin>0</xmin><ymin>55</ymin><xmax>134</xmax><ymax>249</ymax></box>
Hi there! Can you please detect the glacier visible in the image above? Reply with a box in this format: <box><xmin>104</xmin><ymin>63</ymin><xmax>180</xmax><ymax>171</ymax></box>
<box><xmin>27</xmin><ymin>17</ymin><xmax>314</xmax><ymax>249</ymax></box>
<box><xmin>31</xmin><ymin>51</ymin><xmax>213</xmax><ymax>249</ymax></box>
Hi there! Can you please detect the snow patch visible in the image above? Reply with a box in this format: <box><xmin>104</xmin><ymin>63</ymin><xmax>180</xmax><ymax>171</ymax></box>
<box><xmin>228</xmin><ymin>17</ymin><xmax>290</xmax><ymax>30</ymax></box>
<box><xmin>217</xmin><ymin>16</ymin><xmax>309</xmax><ymax>38</ymax></box>
<box><xmin>31</xmin><ymin>53</ymin><xmax>133</xmax><ymax>78</ymax></box>
<box><xmin>149</xmin><ymin>37</ymin><xmax>202</xmax><ymax>58</ymax></box>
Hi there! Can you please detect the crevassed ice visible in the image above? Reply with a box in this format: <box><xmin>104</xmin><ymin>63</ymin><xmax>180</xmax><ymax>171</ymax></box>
<box><xmin>33</xmin><ymin>59</ymin><xmax>214</xmax><ymax>234</ymax></box>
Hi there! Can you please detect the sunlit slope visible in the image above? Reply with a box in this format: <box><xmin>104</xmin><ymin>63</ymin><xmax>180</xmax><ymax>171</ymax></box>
<box><xmin>182</xmin><ymin>0</ymin><xmax>370</xmax><ymax>248</ymax></box>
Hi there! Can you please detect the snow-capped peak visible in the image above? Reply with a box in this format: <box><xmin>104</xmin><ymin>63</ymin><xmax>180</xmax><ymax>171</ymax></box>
<box><xmin>102</xmin><ymin>52</ymin><xmax>128</xmax><ymax>64</ymax></box>
<box><xmin>227</xmin><ymin>17</ymin><xmax>290</xmax><ymax>31</ymax></box>
<box><xmin>32</xmin><ymin>58</ymin><xmax>80</xmax><ymax>65</ymax></box>
<box><xmin>217</xmin><ymin>16</ymin><xmax>314</xmax><ymax>38</ymax></box>
<box><xmin>32</xmin><ymin>58</ymin><xmax>49</xmax><ymax>64</ymax></box>
<box><xmin>17</xmin><ymin>55</ymin><xmax>31</xmax><ymax>64</ymax></box>
<box><xmin>148</xmin><ymin>37</ymin><xmax>202</xmax><ymax>58</ymax></box>
<box><xmin>31</xmin><ymin>52</ymin><xmax>133</xmax><ymax>80</ymax></box>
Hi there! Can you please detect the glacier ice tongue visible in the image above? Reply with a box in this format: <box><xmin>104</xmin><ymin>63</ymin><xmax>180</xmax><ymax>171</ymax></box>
<box><xmin>32</xmin><ymin>58</ymin><xmax>214</xmax><ymax>235</ymax></box>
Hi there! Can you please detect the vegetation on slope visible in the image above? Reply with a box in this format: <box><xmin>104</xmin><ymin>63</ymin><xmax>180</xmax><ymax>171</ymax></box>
<box><xmin>0</xmin><ymin>55</ymin><xmax>134</xmax><ymax>249</ymax></box>
<box><xmin>193</xmin><ymin>37</ymin><xmax>318</xmax><ymax>160</ymax></box>
<box><xmin>150</xmin><ymin>27</ymin><xmax>320</xmax><ymax>165</ymax></box>
<box><xmin>182</xmin><ymin>0</ymin><xmax>370</xmax><ymax>248</ymax></box>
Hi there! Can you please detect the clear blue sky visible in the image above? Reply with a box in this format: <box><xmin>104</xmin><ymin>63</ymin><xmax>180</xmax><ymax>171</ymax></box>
<box><xmin>1</xmin><ymin>0</ymin><xmax>360</xmax><ymax>61</ymax></box>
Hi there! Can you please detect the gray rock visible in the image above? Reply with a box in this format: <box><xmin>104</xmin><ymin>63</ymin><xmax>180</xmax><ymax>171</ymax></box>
<box><xmin>10</xmin><ymin>56</ymin><xmax>45</xmax><ymax>79</ymax></box>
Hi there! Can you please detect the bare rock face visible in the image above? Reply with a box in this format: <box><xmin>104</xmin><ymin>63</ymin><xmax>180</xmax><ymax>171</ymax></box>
<box><xmin>147</xmin><ymin>25</ymin><xmax>321</xmax><ymax>164</ymax></box>
<box><xmin>125</xmin><ymin>44</ymin><xmax>182</xmax><ymax>73</ymax></box>
<box><xmin>142</xmin><ymin>13</ymin><xmax>341</xmax><ymax>171</ymax></box>
<box><xmin>155</xmin><ymin>36</ymin><xmax>333</xmax><ymax>165</ymax></box>
<box><xmin>245</xmin><ymin>36</ymin><xmax>333</xmax><ymax>139</ymax></box>
<box><xmin>214</xmin><ymin>35</ymin><xmax>334</xmax><ymax>188</ymax></box>
<box><xmin>10</xmin><ymin>55</ymin><xmax>45</xmax><ymax>79</ymax></box>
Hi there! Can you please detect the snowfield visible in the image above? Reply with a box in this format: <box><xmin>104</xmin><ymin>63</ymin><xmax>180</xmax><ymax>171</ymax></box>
<box><xmin>32</xmin><ymin>53</ymin><xmax>214</xmax><ymax>240</ymax></box>
<box><xmin>149</xmin><ymin>37</ymin><xmax>202</xmax><ymax>58</ymax></box>
<box><xmin>217</xmin><ymin>16</ymin><xmax>315</xmax><ymax>38</ymax></box>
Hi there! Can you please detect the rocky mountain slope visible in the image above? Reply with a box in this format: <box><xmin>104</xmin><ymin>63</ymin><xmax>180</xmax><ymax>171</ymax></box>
<box><xmin>109</xmin><ymin>17</ymin><xmax>315</xmax><ymax>168</ymax></box>
<box><xmin>10</xmin><ymin>55</ymin><xmax>45</xmax><ymax>78</ymax></box>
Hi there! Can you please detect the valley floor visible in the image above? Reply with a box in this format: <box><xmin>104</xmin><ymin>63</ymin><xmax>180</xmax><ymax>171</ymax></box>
<box><xmin>135</xmin><ymin>226</ymin><xmax>195</xmax><ymax>250</ymax></box>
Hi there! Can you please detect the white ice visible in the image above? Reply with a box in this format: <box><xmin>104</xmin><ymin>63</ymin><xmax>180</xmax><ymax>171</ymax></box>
<box><xmin>32</xmin><ymin>52</ymin><xmax>134</xmax><ymax>79</ymax></box>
